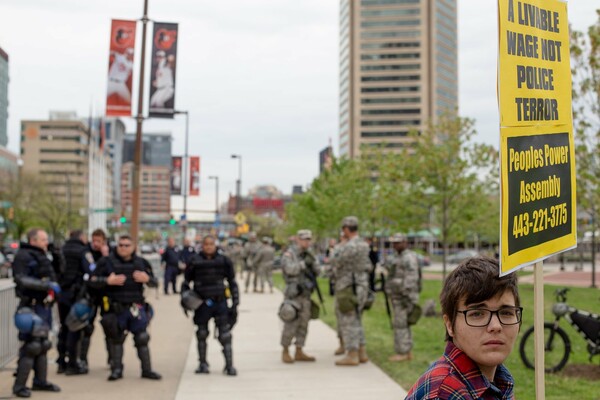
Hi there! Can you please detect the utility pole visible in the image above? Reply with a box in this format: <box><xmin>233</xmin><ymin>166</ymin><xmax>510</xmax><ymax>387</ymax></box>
<box><xmin>175</xmin><ymin>110</ymin><xmax>189</xmax><ymax>235</ymax></box>
<box><xmin>131</xmin><ymin>0</ymin><xmax>149</xmax><ymax>245</ymax></box>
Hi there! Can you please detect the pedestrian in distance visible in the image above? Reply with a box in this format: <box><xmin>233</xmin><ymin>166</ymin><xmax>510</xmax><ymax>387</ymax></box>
<box><xmin>89</xmin><ymin>234</ymin><xmax>161</xmax><ymax>381</ymax></box>
<box><xmin>384</xmin><ymin>233</ymin><xmax>421</xmax><ymax>362</ymax></box>
<box><xmin>181</xmin><ymin>235</ymin><xmax>240</xmax><ymax>376</ymax></box>
<box><xmin>161</xmin><ymin>237</ymin><xmax>180</xmax><ymax>295</ymax></box>
<box><xmin>243</xmin><ymin>232</ymin><xmax>260</xmax><ymax>293</ymax></box>
<box><xmin>12</xmin><ymin>228</ymin><xmax>61</xmax><ymax>398</ymax></box>
<box><xmin>334</xmin><ymin>216</ymin><xmax>372</xmax><ymax>366</ymax></box>
<box><xmin>405</xmin><ymin>256</ymin><xmax>521</xmax><ymax>399</ymax></box>
<box><xmin>279</xmin><ymin>229</ymin><xmax>321</xmax><ymax>363</ymax></box>
<box><xmin>253</xmin><ymin>236</ymin><xmax>275</xmax><ymax>293</ymax></box>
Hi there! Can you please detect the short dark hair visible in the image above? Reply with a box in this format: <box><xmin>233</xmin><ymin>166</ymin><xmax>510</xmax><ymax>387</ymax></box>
<box><xmin>27</xmin><ymin>228</ymin><xmax>43</xmax><ymax>243</ymax></box>
<box><xmin>440</xmin><ymin>256</ymin><xmax>520</xmax><ymax>341</ymax></box>
<box><xmin>203</xmin><ymin>235</ymin><xmax>216</xmax><ymax>243</ymax></box>
<box><xmin>118</xmin><ymin>234</ymin><xmax>133</xmax><ymax>242</ymax></box>
<box><xmin>92</xmin><ymin>229</ymin><xmax>107</xmax><ymax>240</ymax></box>
<box><xmin>69</xmin><ymin>230</ymin><xmax>84</xmax><ymax>239</ymax></box>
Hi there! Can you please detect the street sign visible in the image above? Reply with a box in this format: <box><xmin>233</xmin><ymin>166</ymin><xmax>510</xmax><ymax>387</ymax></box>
<box><xmin>234</xmin><ymin>212</ymin><xmax>246</xmax><ymax>225</ymax></box>
<box><xmin>0</xmin><ymin>201</ymin><xmax>13</xmax><ymax>208</ymax></box>
<box><xmin>498</xmin><ymin>0</ymin><xmax>576</xmax><ymax>275</ymax></box>
<box><xmin>92</xmin><ymin>208</ymin><xmax>114</xmax><ymax>213</ymax></box>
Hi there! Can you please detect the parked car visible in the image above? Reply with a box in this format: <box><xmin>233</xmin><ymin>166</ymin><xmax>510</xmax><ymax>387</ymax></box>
<box><xmin>447</xmin><ymin>249</ymin><xmax>479</xmax><ymax>264</ymax></box>
<box><xmin>0</xmin><ymin>252</ymin><xmax>11</xmax><ymax>278</ymax></box>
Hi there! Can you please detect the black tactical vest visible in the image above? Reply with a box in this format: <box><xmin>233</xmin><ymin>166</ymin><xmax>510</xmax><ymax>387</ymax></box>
<box><xmin>60</xmin><ymin>238</ymin><xmax>87</xmax><ymax>291</ymax></box>
<box><xmin>188</xmin><ymin>252</ymin><xmax>228</xmax><ymax>300</ymax></box>
<box><xmin>15</xmin><ymin>244</ymin><xmax>57</xmax><ymax>302</ymax></box>
<box><xmin>105</xmin><ymin>254</ymin><xmax>146</xmax><ymax>304</ymax></box>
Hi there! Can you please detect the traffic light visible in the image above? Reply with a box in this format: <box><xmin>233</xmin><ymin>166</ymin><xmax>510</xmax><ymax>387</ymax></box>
<box><xmin>120</xmin><ymin>216</ymin><xmax>127</xmax><ymax>224</ymax></box>
<box><xmin>169</xmin><ymin>215</ymin><xmax>176</xmax><ymax>225</ymax></box>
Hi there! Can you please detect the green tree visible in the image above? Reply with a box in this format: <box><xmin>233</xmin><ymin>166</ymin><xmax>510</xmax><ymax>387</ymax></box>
<box><xmin>571</xmin><ymin>11</ymin><xmax>600</xmax><ymax>284</ymax></box>
<box><xmin>401</xmin><ymin>114</ymin><xmax>498</xmax><ymax>279</ymax></box>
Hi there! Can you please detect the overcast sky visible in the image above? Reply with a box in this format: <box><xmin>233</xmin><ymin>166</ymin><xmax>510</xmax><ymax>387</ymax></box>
<box><xmin>0</xmin><ymin>1</ymin><xmax>597</xmax><ymax>221</ymax></box>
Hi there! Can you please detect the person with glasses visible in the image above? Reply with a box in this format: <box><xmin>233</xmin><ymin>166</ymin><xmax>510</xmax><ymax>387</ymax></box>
<box><xmin>405</xmin><ymin>256</ymin><xmax>520</xmax><ymax>399</ymax></box>
<box><xmin>89</xmin><ymin>235</ymin><xmax>161</xmax><ymax>381</ymax></box>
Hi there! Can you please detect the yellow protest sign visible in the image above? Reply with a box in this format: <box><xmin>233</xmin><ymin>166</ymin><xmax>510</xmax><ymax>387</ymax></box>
<box><xmin>498</xmin><ymin>0</ymin><xmax>576</xmax><ymax>275</ymax></box>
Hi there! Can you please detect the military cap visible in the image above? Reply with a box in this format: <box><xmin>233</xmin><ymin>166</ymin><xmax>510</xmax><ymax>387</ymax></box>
<box><xmin>297</xmin><ymin>229</ymin><xmax>313</xmax><ymax>240</ymax></box>
<box><xmin>341</xmin><ymin>216</ymin><xmax>359</xmax><ymax>228</ymax></box>
<box><xmin>262</xmin><ymin>236</ymin><xmax>272</xmax><ymax>244</ymax></box>
<box><xmin>248</xmin><ymin>231</ymin><xmax>257</xmax><ymax>239</ymax></box>
<box><xmin>389</xmin><ymin>233</ymin><xmax>408</xmax><ymax>243</ymax></box>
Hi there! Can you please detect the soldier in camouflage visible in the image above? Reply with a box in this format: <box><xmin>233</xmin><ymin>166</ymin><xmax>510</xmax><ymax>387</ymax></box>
<box><xmin>243</xmin><ymin>232</ymin><xmax>260</xmax><ymax>293</ymax></box>
<box><xmin>280</xmin><ymin>230</ymin><xmax>320</xmax><ymax>363</ymax></box>
<box><xmin>334</xmin><ymin>216</ymin><xmax>372</xmax><ymax>366</ymax></box>
<box><xmin>384</xmin><ymin>233</ymin><xmax>420</xmax><ymax>362</ymax></box>
<box><xmin>252</xmin><ymin>237</ymin><xmax>275</xmax><ymax>293</ymax></box>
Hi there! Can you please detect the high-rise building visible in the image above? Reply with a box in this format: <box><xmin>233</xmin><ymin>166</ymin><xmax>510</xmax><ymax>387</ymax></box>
<box><xmin>120</xmin><ymin>162</ymin><xmax>171</xmax><ymax>225</ymax></box>
<box><xmin>0</xmin><ymin>46</ymin><xmax>9</xmax><ymax>147</ymax></box>
<box><xmin>339</xmin><ymin>0</ymin><xmax>458</xmax><ymax>158</ymax></box>
<box><xmin>122</xmin><ymin>132</ymin><xmax>172</xmax><ymax>167</ymax></box>
<box><xmin>20</xmin><ymin>113</ymin><xmax>113</xmax><ymax>233</ymax></box>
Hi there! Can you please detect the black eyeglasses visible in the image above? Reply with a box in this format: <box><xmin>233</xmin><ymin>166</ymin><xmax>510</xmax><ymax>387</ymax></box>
<box><xmin>456</xmin><ymin>307</ymin><xmax>523</xmax><ymax>327</ymax></box>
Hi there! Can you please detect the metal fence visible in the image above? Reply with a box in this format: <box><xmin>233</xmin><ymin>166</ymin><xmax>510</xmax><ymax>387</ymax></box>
<box><xmin>0</xmin><ymin>280</ymin><xmax>19</xmax><ymax>368</ymax></box>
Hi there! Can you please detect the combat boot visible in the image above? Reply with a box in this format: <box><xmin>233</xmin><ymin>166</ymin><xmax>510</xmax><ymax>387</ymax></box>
<box><xmin>294</xmin><ymin>346</ymin><xmax>316</xmax><ymax>362</ymax></box>
<box><xmin>334</xmin><ymin>338</ymin><xmax>344</xmax><ymax>356</ymax></box>
<box><xmin>335</xmin><ymin>350</ymin><xmax>359</xmax><ymax>366</ymax></box>
<box><xmin>281</xmin><ymin>347</ymin><xmax>294</xmax><ymax>364</ymax></box>
<box><xmin>388</xmin><ymin>352</ymin><xmax>412</xmax><ymax>362</ymax></box>
<box><xmin>13</xmin><ymin>354</ymin><xmax>35</xmax><ymax>398</ymax></box>
<box><xmin>358</xmin><ymin>345</ymin><xmax>368</xmax><ymax>363</ymax></box>
<box><xmin>223</xmin><ymin>344</ymin><xmax>237</xmax><ymax>376</ymax></box>
<box><xmin>108</xmin><ymin>343</ymin><xmax>123</xmax><ymax>381</ymax></box>
<box><xmin>195</xmin><ymin>339</ymin><xmax>209</xmax><ymax>374</ymax></box>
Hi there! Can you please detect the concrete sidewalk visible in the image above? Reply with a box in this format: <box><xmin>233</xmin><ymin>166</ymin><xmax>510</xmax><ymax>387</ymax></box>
<box><xmin>1</xmin><ymin>284</ymin><xmax>407</xmax><ymax>399</ymax></box>
<box><xmin>175</xmin><ymin>290</ymin><xmax>406</xmax><ymax>400</ymax></box>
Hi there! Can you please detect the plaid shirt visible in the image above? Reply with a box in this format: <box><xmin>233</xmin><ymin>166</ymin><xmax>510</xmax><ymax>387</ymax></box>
<box><xmin>405</xmin><ymin>342</ymin><xmax>515</xmax><ymax>400</ymax></box>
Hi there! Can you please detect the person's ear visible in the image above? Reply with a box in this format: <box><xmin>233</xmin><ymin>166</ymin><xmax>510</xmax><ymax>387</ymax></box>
<box><xmin>443</xmin><ymin>314</ymin><xmax>454</xmax><ymax>338</ymax></box>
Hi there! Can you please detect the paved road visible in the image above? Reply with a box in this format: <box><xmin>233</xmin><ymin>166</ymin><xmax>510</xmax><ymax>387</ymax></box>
<box><xmin>0</xmin><ymin>278</ymin><xmax>407</xmax><ymax>399</ymax></box>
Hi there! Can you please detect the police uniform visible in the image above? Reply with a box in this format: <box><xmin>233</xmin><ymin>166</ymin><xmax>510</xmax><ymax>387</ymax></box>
<box><xmin>183</xmin><ymin>250</ymin><xmax>239</xmax><ymax>375</ymax></box>
<box><xmin>161</xmin><ymin>245</ymin><xmax>180</xmax><ymax>294</ymax></box>
<box><xmin>56</xmin><ymin>236</ymin><xmax>94</xmax><ymax>374</ymax></box>
<box><xmin>280</xmin><ymin>230</ymin><xmax>320</xmax><ymax>363</ymax></box>
<box><xmin>90</xmin><ymin>253</ymin><xmax>161</xmax><ymax>381</ymax></box>
<box><xmin>12</xmin><ymin>242</ymin><xmax>61</xmax><ymax>397</ymax></box>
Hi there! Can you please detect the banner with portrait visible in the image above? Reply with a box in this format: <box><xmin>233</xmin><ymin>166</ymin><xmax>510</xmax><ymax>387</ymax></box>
<box><xmin>149</xmin><ymin>22</ymin><xmax>178</xmax><ymax>118</ymax></box>
<box><xmin>189</xmin><ymin>156</ymin><xmax>200</xmax><ymax>196</ymax></box>
<box><xmin>106</xmin><ymin>19</ymin><xmax>136</xmax><ymax>117</ymax></box>
<box><xmin>171</xmin><ymin>156</ymin><xmax>182</xmax><ymax>195</ymax></box>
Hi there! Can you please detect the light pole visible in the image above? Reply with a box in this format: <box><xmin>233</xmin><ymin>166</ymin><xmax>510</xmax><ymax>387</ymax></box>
<box><xmin>208</xmin><ymin>175</ymin><xmax>219</xmax><ymax>223</ymax></box>
<box><xmin>231</xmin><ymin>154</ymin><xmax>242</xmax><ymax>214</ymax></box>
<box><xmin>175</xmin><ymin>110</ymin><xmax>189</xmax><ymax>235</ymax></box>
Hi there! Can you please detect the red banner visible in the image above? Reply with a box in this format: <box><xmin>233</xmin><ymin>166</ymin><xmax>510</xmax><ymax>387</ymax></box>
<box><xmin>106</xmin><ymin>20</ymin><xmax>136</xmax><ymax>117</ymax></box>
<box><xmin>189</xmin><ymin>156</ymin><xmax>200</xmax><ymax>196</ymax></box>
<box><xmin>171</xmin><ymin>156</ymin><xmax>182</xmax><ymax>195</ymax></box>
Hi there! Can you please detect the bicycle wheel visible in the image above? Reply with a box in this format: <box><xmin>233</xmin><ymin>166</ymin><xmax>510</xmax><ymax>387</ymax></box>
<box><xmin>519</xmin><ymin>322</ymin><xmax>571</xmax><ymax>372</ymax></box>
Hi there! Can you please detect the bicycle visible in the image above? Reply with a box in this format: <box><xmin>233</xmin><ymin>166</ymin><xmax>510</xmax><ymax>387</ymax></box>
<box><xmin>519</xmin><ymin>288</ymin><xmax>600</xmax><ymax>372</ymax></box>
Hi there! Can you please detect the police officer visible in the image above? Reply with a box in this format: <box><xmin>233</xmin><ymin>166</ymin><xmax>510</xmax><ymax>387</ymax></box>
<box><xmin>183</xmin><ymin>235</ymin><xmax>239</xmax><ymax>376</ymax></box>
<box><xmin>80</xmin><ymin>228</ymin><xmax>110</xmax><ymax>369</ymax></box>
<box><xmin>56</xmin><ymin>230</ymin><xmax>92</xmax><ymax>375</ymax></box>
<box><xmin>179</xmin><ymin>238</ymin><xmax>196</xmax><ymax>267</ymax></box>
<box><xmin>161</xmin><ymin>237</ymin><xmax>180</xmax><ymax>294</ymax></box>
<box><xmin>280</xmin><ymin>229</ymin><xmax>320</xmax><ymax>363</ymax></box>
<box><xmin>89</xmin><ymin>234</ymin><xmax>161</xmax><ymax>381</ymax></box>
<box><xmin>12</xmin><ymin>228</ymin><xmax>61</xmax><ymax>398</ymax></box>
<box><xmin>334</xmin><ymin>216</ymin><xmax>372</xmax><ymax>366</ymax></box>
<box><xmin>384</xmin><ymin>233</ymin><xmax>420</xmax><ymax>362</ymax></box>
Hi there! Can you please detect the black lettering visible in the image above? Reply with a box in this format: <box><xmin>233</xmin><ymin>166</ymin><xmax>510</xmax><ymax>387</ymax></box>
<box><xmin>508</xmin><ymin>0</ymin><xmax>515</xmax><ymax>22</ymax></box>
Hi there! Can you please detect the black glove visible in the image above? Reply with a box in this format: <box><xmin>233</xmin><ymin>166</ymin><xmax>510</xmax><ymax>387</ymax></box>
<box><xmin>228</xmin><ymin>306</ymin><xmax>238</xmax><ymax>328</ymax></box>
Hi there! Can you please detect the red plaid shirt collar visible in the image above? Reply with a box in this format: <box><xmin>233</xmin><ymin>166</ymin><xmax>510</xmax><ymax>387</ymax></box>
<box><xmin>405</xmin><ymin>341</ymin><xmax>515</xmax><ymax>399</ymax></box>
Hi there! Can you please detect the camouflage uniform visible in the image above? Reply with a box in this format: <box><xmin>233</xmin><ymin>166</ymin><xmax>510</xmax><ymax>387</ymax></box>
<box><xmin>334</xmin><ymin>236</ymin><xmax>371</xmax><ymax>352</ymax></box>
<box><xmin>226</xmin><ymin>243</ymin><xmax>244</xmax><ymax>278</ymax></box>
<box><xmin>243</xmin><ymin>238</ymin><xmax>260</xmax><ymax>292</ymax></box>
<box><xmin>384</xmin><ymin>247</ymin><xmax>420</xmax><ymax>355</ymax></box>
<box><xmin>280</xmin><ymin>245</ymin><xmax>320</xmax><ymax>349</ymax></box>
<box><xmin>252</xmin><ymin>240</ymin><xmax>275</xmax><ymax>292</ymax></box>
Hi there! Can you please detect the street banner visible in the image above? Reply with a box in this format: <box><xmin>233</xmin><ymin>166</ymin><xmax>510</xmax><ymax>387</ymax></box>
<box><xmin>106</xmin><ymin>19</ymin><xmax>136</xmax><ymax>117</ymax></box>
<box><xmin>498</xmin><ymin>0</ymin><xmax>576</xmax><ymax>275</ymax></box>
<box><xmin>189</xmin><ymin>156</ymin><xmax>200</xmax><ymax>196</ymax></box>
<box><xmin>149</xmin><ymin>22</ymin><xmax>178</xmax><ymax>118</ymax></box>
<box><xmin>171</xmin><ymin>156</ymin><xmax>182</xmax><ymax>195</ymax></box>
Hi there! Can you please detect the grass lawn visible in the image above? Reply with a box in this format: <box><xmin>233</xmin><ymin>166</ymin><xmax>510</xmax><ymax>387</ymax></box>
<box><xmin>273</xmin><ymin>272</ymin><xmax>600</xmax><ymax>400</ymax></box>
